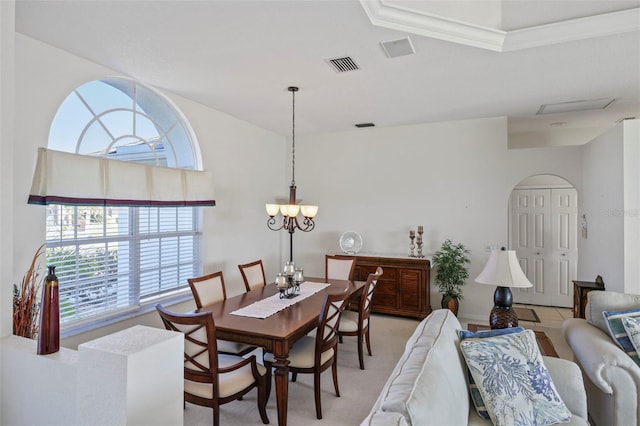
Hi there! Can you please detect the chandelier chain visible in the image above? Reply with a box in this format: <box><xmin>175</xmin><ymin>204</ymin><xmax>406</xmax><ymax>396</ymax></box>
<box><xmin>291</xmin><ymin>87</ymin><xmax>296</xmax><ymax>187</ymax></box>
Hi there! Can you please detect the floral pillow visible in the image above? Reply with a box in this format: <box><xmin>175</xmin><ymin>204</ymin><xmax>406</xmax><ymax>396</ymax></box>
<box><xmin>622</xmin><ymin>316</ymin><xmax>640</xmax><ymax>357</ymax></box>
<box><xmin>459</xmin><ymin>329</ymin><xmax>571</xmax><ymax>426</ymax></box>
<box><xmin>458</xmin><ymin>327</ymin><xmax>524</xmax><ymax>419</ymax></box>
<box><xmin>602</xmin><ymin>307</ymin><xmax>640</xmax><ymax>367</ymax></box>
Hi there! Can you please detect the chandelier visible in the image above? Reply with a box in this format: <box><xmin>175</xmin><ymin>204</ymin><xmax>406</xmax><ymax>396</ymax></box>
<box><xmin>266</xmin><ymin>86</ymin><xmax>318</xmax><ymax>259</ymax></box>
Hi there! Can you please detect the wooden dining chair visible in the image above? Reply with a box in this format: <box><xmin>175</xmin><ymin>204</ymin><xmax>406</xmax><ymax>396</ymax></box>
<box><xmin>156</xmin><ymin>304</ymin><xmax>270</xmax><ymax>426</ymax></box>
<box><xmin>187</xmin><ymin>271</ymin><xmax>255</xmax><ymax>356</ymax></box>
<box><xmin>238</xmin><ymin>260</ymin><xmax>267</xmax><ymax>292</ymax></box>
<box><xmin>263</xmin><ymin>291</ymin><xmax>350</xmax><ymax>419</ymax></box>
<box><xmin>338</xmin><ymin>267</ymin><xmax>383</xmax><ymax>370</ymax></box>
<box><xmin>325</xmin><ymin>255</ymin><xmax>356</xmax><ymax>280</ymax></box>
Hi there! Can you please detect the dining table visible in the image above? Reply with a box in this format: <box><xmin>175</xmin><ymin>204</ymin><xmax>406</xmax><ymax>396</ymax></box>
<box><xmin>196</xmin><ymin>277</ymin><xmax>366</xmax><ymax>426</ymax></box>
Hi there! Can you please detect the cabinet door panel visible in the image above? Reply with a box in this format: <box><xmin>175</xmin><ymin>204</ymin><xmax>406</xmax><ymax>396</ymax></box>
<box><xmin>399</xmin><ymin>269</ymin><xmax>422</xmax><ymax>311</ymax></box>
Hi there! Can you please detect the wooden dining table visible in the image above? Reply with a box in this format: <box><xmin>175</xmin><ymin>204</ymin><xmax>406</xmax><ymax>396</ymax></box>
<box><xmin>196</xmin><ymin>277</ymin><xmax>366</xmax><ymax>426</ymax></box>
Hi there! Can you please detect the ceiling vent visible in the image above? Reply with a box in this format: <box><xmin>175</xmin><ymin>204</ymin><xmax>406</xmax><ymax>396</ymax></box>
<box><xmin>326</xmin><ymin>56</ymin><xmax>360</xmax><ymax>73</ymax></box>
<box><xmin>380</xmin><ymin>37</ymin><xmax>415</xmax><ymax>58</ymax></box>
<box><xmin>537</xmin><ymin>98</ymin><xmax>616</xmax><ymax>115</ymax></box>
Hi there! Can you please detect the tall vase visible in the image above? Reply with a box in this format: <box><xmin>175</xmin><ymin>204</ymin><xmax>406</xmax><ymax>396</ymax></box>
<box><xmin>37</xmin><ymin>265</ymin><xmax>60</xmax><ymax>355</ymax></box>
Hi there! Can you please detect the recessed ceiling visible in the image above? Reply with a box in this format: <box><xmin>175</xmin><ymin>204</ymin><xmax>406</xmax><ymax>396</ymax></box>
<box><xmin>13</xmin><ymin>0</ymin><xmax>640</xmax><ymax>144</ymax></box>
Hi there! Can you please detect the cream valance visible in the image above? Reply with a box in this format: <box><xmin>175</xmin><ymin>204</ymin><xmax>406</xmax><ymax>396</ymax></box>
<box><xmin>28</xmin><ymin>148</ymin><xmax>216</xmax><ymax>207</ymax></box>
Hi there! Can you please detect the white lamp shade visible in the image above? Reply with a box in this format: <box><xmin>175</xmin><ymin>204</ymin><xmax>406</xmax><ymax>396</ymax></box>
<box><xmin>280</xmin><ymin>204</ymin><xmax>300</xmax><ymax>218</ymax></box>
<box><xmin>475</xmin><ymin>250</ymin><xmax>533</xmax><ymax>288</ymax></box>
<box><xmin>300</xmin><ymin>205</ymin><xmax>318</xmax><ymax>218</ymax></box>
<box><xmin>265</xmin><ymin>203</ymin><xmax>280</xmax><ymax>217</ymax></box>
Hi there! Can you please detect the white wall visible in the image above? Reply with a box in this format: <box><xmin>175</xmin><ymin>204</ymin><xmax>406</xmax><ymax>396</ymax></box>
<box><xmin>0</xmin><ymin>1</ymin><xmax>16</xmax><ymax>421</ymax></box>
<box><xmin>12</xmin><ymin>34</ymin><xmax>286</xmax><ymax>348</ymax></box>
<box><xmin>292</xmin><ymin>118</ymin><xmax>583</xmax><ymax>319</ymax></box>
<box><xmin>623</xmin><ymin>119</ymin><xmax>640</xmax><ymax>294</ymax></box>
<box><xmin>580</xmin><ymin>123</ymin><xmax>626</xmax><ymax>292</ymax></box>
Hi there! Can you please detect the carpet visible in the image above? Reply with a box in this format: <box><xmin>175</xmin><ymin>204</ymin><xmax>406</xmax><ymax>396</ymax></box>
<box><xmin>183</xmin><ymin>313</ymin><xmax>419</xmax><ymax>426</ymax></box>
<box><xmin>514</xmin><ymin>307</ymin><xmax>541</xmax><ymax>323</ymax></box>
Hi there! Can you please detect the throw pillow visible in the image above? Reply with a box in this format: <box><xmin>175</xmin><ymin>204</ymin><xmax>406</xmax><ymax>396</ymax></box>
<box><xmin>622</xmin><ymin>316</ymin><xmax>640</xmax><ymax>357</ymax></box>
<box><xmin>458</xmin><ymin>327</ymin><xmax>525</xmax><ymax>419</ymax></box>
<box><xmin>459</xmin><ymin>329</ymin><xmax>572</xmax><ymax>426</ymax></box>
<box><xmin>587</xmin><ymin>291</ymin><xmax>640</xmax><ymax>334</ymax></box>
<box><xmin>602</xmin><ymin>307</ymin><xmax>640</xmax><ymax>367</ymax></box>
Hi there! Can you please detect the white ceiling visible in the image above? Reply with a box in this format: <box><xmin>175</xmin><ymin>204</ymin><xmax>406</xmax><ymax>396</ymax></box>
<box><xmin>14</xmin><ymin>0</ymin><xmax>640</xmax><ymax>141</ymax></box>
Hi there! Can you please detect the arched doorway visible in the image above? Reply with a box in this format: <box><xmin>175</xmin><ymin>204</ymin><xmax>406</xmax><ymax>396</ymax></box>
<box><xmin>508</xmin><ymin>174</ymin><xmax>578</xmax><ymax>308</ymax></box>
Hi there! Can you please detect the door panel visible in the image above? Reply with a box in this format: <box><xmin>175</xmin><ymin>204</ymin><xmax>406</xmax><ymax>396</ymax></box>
<box><xmin>510</xmin><ymin>189</ymin><xmax>551</xmax><ymax>305</ymax></box>
<box><xmin>509</xmin><ymin>187</ymin><xmax>577</xmax><ymax>308</ymax></box>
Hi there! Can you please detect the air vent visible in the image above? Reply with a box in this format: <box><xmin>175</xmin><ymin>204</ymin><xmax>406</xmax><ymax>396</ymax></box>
<box><xmin>327</xmin><ymin>56</ymin><xmax>360</xmax><ymax>73</ymax></box>
<box><xmin>380</xmin><ymin>37</ymin><xmax>415</xmax><ymax>58</ymax></box>
<box><xmin>355</xmin><ymin>123</ymin><xmax>375</xmax><ymax>128</ymax></box>
<box><xmin>537</xmin><ymin>98</ymin><xmax>615</xmax><ymax>115</ymax></box>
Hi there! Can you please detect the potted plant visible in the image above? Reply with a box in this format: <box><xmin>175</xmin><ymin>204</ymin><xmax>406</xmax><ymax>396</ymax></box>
<box><xmin>432</xmin><ymin>239</ymin><xmax>470</xmax><ymax>316</ymax></box>
<box><xmin>13</xmin><ymin>244</ymin><xmax>44</xmax><ymax>338</ymax></box>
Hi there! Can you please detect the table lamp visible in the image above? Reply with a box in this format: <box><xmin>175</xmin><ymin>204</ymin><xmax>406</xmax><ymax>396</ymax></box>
<box><xmin>475</xmin><ymin>247</ymin><xmax>533</xmax><ymax>329</ymax></box>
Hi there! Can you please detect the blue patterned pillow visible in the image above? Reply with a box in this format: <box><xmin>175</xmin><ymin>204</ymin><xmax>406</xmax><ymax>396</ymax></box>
<box><xmin>603</xmin><ymin>307</ymin><xmax>640</xmax><ymax>367</ymax></box>
<box><xmin>459</xmin><ymin>329</ymin><xmax>571</xmax><ymax>426</ymax></box>
<box><xmin>458</xmin><ymin>327</ymin><xmax>525</xmax><ymax>419</ymax></box>
<box><xmin>622</xmin><ymin>316</ymin><xmax>640</xmax><ymax>360</ymax></box>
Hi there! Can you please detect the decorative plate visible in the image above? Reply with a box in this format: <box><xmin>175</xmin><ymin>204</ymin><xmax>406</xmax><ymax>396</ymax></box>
<box><xmin>339</xmin><ymin>231</ymin><xmax>363</xmax><ymax>254</ymax></box>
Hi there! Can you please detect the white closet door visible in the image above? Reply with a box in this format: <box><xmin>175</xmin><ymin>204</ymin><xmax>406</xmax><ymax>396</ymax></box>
<box><xmin>509</xmin><ymin>188</ymin><xmax>577</xmax><ymax>307</ymax></box>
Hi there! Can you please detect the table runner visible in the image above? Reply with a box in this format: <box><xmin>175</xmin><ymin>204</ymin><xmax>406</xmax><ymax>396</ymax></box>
<box><xmin>230</xmin><ymin>281</ymin><xmax>330</xmax><ymax>319</ymax></box>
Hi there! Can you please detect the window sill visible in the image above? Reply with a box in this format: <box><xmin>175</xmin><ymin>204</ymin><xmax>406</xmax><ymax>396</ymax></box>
<box><xmin>60</xmin><ymin>290</ymin><xmax>193</xmax><ymax>339</ymax></box>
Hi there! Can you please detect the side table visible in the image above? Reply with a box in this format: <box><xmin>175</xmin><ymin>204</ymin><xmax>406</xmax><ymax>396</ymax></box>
<box><xmin>467</xmin><ymin>324</ymin><xmax>559</xmax><ymax>358</ymax></box>
<box><xmin>573</xmin><ymin>276</ymin><xmax>605</xmax><ymax>318</ymax></box>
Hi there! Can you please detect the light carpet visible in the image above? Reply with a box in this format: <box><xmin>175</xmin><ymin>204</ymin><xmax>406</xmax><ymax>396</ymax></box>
<box><xmin>184</xmin><ymin>314</ymin><xmax>420</xmax><ymax>426</ymax></box>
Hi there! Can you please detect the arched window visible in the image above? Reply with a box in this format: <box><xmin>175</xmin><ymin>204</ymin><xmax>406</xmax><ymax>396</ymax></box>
<box><xmin>46</xmin><ymin>78</ymin><xmax>202</xmax><ymax>332</ymax></box>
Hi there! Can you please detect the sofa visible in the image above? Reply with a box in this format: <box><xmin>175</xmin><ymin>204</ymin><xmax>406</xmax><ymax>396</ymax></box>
<box><xmin>563</xmin><ymin>291</ymin><xmax>640</xmax><ymax>426</ymax></box>
<box><xmin>361</xmin><ymin>309</ymin><xmax>588</xmax><ymax>425</ymax></box>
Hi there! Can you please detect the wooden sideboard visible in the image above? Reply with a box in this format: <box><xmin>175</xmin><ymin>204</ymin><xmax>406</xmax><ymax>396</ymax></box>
<box><xmin>336</xmin><ymin>254</ymin><xmax>431</xmax><ymax>319</ymax></box>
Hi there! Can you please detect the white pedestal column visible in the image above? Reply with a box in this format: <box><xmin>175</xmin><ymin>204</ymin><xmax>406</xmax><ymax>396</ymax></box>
<box><xmin>78</xmin><ymin>325</ymin><xmax>183</xmax><ymax>426</ymax></box>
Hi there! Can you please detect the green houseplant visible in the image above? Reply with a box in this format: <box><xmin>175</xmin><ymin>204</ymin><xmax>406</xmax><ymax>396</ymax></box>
<box><xmin>432</xmin><ymin>239</ymin><xmax>470</xmax><ymax>316</ymax></box>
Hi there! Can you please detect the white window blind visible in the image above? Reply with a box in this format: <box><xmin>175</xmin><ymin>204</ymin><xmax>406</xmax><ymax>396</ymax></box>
<box><xmin>46</xmin><ymin>204</ymin><xmax>200</xmax><ymax>325</ymax></box>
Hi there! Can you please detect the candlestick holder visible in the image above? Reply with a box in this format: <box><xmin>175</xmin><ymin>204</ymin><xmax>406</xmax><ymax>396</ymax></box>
<box><xmin>416</xmin><ymin>226</ymin><xmax>424</xmax><ymax>258</ymax></box>
<box><xmin>278</xmin><ymin>274</ymin><xmax>300</xmax><ymax>299</ymax></box>
<box><xmin>409</xmin><ymin>232</ymin><xmax>416</xmax><ymax>257</ymax></box>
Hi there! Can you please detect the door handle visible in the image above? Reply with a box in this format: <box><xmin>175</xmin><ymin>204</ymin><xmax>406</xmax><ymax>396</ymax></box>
<box><xmin>535</xmin><ymin>252</ymin><xmax>541</xmax><ymax>255</ymax></box>
<box><xmin>561</xmin><ymin>253</ymin><xmax>566</xmax><ymax>256</ymax></box>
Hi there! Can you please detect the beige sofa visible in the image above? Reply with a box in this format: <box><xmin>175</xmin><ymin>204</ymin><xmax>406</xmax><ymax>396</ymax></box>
<box><xmin>563</xmin><ymin>291</ymin><xmax>640</xmax><ymax>426</ymax></box>
<box><xmin>361</xmin><ymin>309</ymin><xmax>588</xmax><ymax>425</ymax></box>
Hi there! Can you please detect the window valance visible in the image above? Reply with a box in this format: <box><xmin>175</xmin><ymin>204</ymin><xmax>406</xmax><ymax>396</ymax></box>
<box><xmin>28</xmin><ymin>148</ymin><xmax>216</xmax><ymax>207</ymax></box>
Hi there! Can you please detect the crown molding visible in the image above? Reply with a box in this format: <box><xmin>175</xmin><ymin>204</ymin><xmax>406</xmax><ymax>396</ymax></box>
<box><xmin>360</xmin><ymin>0</ymin><xmax>640</xmax><ymax>52</ymax></box>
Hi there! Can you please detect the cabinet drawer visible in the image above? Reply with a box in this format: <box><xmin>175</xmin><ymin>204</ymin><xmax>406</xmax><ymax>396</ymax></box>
<box><xmin>375</xmin><ymin>280</ymin><xmax>397</xmax><ymax>295</ymax></box>
<box><xmin>372</xmin><ymin>293</ymin><xmax>397</xmax><ymax>309</ymax></box>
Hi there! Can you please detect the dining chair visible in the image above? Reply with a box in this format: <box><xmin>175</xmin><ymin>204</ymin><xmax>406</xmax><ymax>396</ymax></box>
<box><xmin>238</xmin><ymin>260</ymin><xmax>267</xmax><ymax>292</ymax></box>
<box><xmin>338</xmin><ymin>267</ymin><xmax>383</xmax><ymax>370</ymax></box>
<box><xmin>156</xmin><ymin>304</ymin><xmax>270</xmax><ymax>426</ymax></box>
<box><xmin>187</xmin><ymin>271</ymin><xmax>255</xmax><ymax>356</ymax></box>
<box><xmin>263</xmin><ymin>291</ymin><xmax>350</xmax><ymax>419</ymax></box>
<box><xmin>325</xmin><ymin>254</ymin><xmax>356</xmax><ymax>281</ymax></box>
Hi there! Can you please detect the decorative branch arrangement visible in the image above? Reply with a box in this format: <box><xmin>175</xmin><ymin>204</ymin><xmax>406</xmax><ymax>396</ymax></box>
<box><xmin>13</xmin><ymin>244</ymin><xmax>45</xmax><ymax>339</ymax></box>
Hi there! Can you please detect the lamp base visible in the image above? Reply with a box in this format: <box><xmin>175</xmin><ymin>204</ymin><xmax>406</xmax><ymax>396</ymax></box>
<box><xmin>489</xmin><ymin>306</ymin><xmax>519</xmax><ymax>329</ymax></box>
<box><xmin>489</xmin><ymin>286</ymin><xmax>519</xmax><ymax>329</ymax></box>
